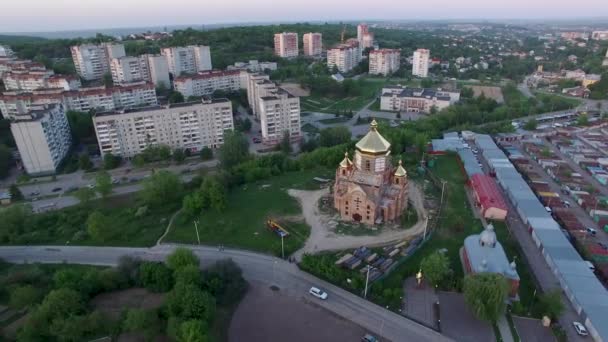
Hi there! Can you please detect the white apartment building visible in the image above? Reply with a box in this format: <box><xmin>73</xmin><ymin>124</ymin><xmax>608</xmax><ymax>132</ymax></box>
<box><xmin>357</xmin><ymin>24</ymin><xmax>374</xmax><ymax>49</ymax></box>
<box><xmin>380</xmin><ymin>85</ymin><xmax>460</xmax><ymax>113</ymax></box>
<box><xmin>0</xmin><ymin>45</ymin><xmax>14</xmax><ymax>58</ymax></box>
<box><xmin>327</xmin><ymin>40</ymin><xmax>362</xmax><ymax>73</ymax></box>
<box><xmin>591</xmin><ymin>31</ymin><xmax>608</xmax><ymax>40</ymax></box>
<box><xmin>259</xmin><ymin>88</ymin><xmax>301</xmax><ymax>144</ymax></box>
<box><xmin>303</xmin><ymin>33</ymin><xmax>322</xmax><ymax>56</ymax></box>
<box><xmin>71</xmin><ymin>43</ymin><xmax>126</xmax><ymax>81</ymax></box>
<box><xmin>357</xmin><ymin>24</ymin><xmax>368</xmax><ymax>42</ymax></box>
<box><xmin>93</xmin><ymin>98</ymin><xmax>233</xmax><ymax>158</ymax></box>
<box><xmin>227</xmin><ymin>60</ymin><xmax>278</xmax><ymax>73</ymax></box>
<box><xmin>161</xmin><ymin>46</ymin><xmax>212</xmax><ymax>76</ymax></box>
<box><xmin>10</xmin><ymin>104</ymin><xmax>72</xmax><ymax>175</ymax></box>
<box><xmin>369</xmin><ymin>49</ymin><xmax>401</xmax><ymax>76</ymax></box>
<box><xmin>174</xmin><ymin>70</ymin><xmax>242</xmax><ymax>98</ymax></box>
<box><xmin>603</xmin><ymin>49</ymin><xmax>608</xmax><ymax>67</ymax></box>
<box><xmin>3</xmin><ymin>71</ymin><xmax>81</xmax><ymax>92</ymax></box>
<box><xmin>412</xmin><ymin>49</ymin><xmax>430</xmax><ymax>78</ymax></box>
<box><xmin>110</xmin><ymin>54</ymin><xmax>170</xmax><ymax>87</ymax></box>
<box><xmin>0</xmin><ymin>60</ymin><xmax>46</xmax><ymax>78</ymax></box>
<box><xmin>0</xmin><ymin>83</ymin><xmax>157</xmax><ymax>119</ymax></box>
<box><xmin>274</xmin><ymin>33</ymin><xmax>299</xmax><ymax>58</ymax></box>
<box><xmin>246</xmin><ymin>73</ymin><xmax>278</xmax><ymax>118</ymax></box>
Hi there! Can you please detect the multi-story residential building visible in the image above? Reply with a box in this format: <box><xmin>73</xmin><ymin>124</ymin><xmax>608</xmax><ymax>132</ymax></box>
<box><xmin>71</xmin><ymin>43</ymin><xmax>126</xmax><ymax>81</ymax></box>
<box><xmin>227</xmin><ymin>60</ymin><xmax>278</xmax><ymax>73</ymax></box>
<box><xmin>369</xmin><ymin>49</ymin><xmax>400</xmax><ymax>76</ymax></box>
<box><xmin>303</xmin><ymin>33</ymin><xmax>322</xmax><ymax>56</ymax></box>
<box><xmin>357</xmin><ymin>24</ymin><xmax>374</xmax><ymax>49</ymax></box>
<box><xmin>246</xmin><ymin>73</ymin><xmax>273</xmax><ymax>117</ymax></box>
<box><xmin>0</xmin><ymin>59</ymin><xmax>46</xmax><ymax>78</ymax></box>
<box><xmin>93</xmin><ymin>98</ymin><xmax>233</xmax><ymax>158</ymax></box>
<box><xmin>380</xmin><ymin>85</ymin><xmax>460</xmax><ymax>113</ymax></box>
<box><xmin>0</xmin><ymin>82</ymin><xmax>158</xmax><ymax>118</ymax></box>
<box><xmin>603</xmin><ymin>49</ymin><xmax>608</xmax><ymax>67</ymax></box>
<box><xmin>412</xmin><ymin>48</ymin><xmax>430</xmax><ymax>78</ymax></box>
<box><xmin>0</xmin><ymin>45</ymin><xmax>14</xmax><ymax>58</ymax></box>
<box><xmin>110</xmin><ymin>54</ymin><xmax>170</xmax><ymax>86</ymax></box>
<box><xmin>2</xmin><ymin>70</ymin><xmax>81</xmax><ymax>92</ymax></box>
<box><xmin>10</xmin><ymin>104</ymin><xmax>71</xmax><ymax>175</ymax></box>
<box><xmin>161</xmin><ymin>46</ymin><xmax>212</xmax><ymax>76</ymax></box>
<box><xmin>259</xmin><ymin>88</ymin><xmax>301</xmax><ymax>144</ymax></box>
<box><xmin>274</xmin><ymin>32</ymin><xmax>299</xmax><ymax>58</ymax></box>
<box><xmin>327</xmin><ymin>40</ymin><xmax>362</xmax><ymax>73</ymax></box>
<box><xmin>591</xmin><ymin>31</ymin><xmax>608</xmax><ymax>40</ymax></box>
<box><xmin>560</xmin><ymin>32</ymin><xmax>589</xmax><ymax>40</ymax></box>
<box><xmin>357</xmin><ymin>24</ymin><xmax>368</xmax><ymax>42</ymax></box>
<box><xmin>174</xmin><ymin>70</ymin><xmax>242</xmax><ymax>98</ymax></box>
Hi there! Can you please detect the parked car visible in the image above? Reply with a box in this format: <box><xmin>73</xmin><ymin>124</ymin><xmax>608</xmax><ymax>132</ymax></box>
<box><xmin>253</xmin><ymin>137</ymin><xmax>261</xmax><ymax>144</ymax></box>
<box><xmin>573</xmin><ymin>321</ymin><xmax>588</xmax><ymax>336</ymax></box>
<box><xmin>29</xmin><ymin>191</ymin><xmax>40</xmax><ymax>196</ymax></box>
<box><xmin>362</xmin><ymin>334</ymin><xmax>379</xmax><ymax>342</ymax></box>
<box><xmin>586</xmin><ymin>227</ymin><xmax>597</xmax><ymax>236</ymax></box>
<box><xmin>308</xmin><ymin>287</ymin><xmax>328</xmax><ymax>300</ymax></box>
<box><xmin>52</xmin><ymin>187</ymin><xmax>62</xmax><ymax>192</ymax></box>
<box><xmin>585</xmin><ymin>260</ymin><xmax>596</xmax><ymax>271</ymax></box>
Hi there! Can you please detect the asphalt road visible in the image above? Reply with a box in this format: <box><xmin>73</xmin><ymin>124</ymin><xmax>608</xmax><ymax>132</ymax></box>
<box><xmin>0</xmin><ymin>244</ymin><xmax>452</xmax><ymax>342</ymax></box>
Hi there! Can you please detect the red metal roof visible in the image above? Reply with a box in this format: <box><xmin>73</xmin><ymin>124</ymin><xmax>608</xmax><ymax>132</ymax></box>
<box><xmin>470</xmin><ymin>174</ymin><xmax>508</xmax><ymax>212</ymax></box>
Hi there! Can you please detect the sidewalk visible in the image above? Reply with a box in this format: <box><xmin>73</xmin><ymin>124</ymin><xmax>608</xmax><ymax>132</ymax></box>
<box><xmin>497</xmin><ymin>314</ymin><xmax>515</xmax><ymax>342</ymax></box>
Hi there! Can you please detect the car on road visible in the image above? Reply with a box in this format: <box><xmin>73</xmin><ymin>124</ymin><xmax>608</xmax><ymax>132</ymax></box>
<box><xmin>362</xmin><ymin>334</ymin><xmax>379</xmax><ymax>342</ymax></box>
<box><xmin>309</xmin><ymin>287</ymin><xmax>328</xmax><ymax>300</ymax></box>
<box><xmin>29</xmin><ymin>191</ymin><xmax>40</xmax><ymax>196</ymax></box>
<box><xmin>253</xmin><ymin>137</ymin><xmax>261</xmax><ymax>144</ymax></box>
<box><xmin>52</xmin><ymin>187</ymin><xmax>62</xmax><ymax>192</ymax></box>
<box><xmin>586</xmin><ymin>227</ymin><xmax>597</xmax><ymax>236</ymax></box>
<box><xmin>573</xmin><ymin>321</ymin><xmax>588</xmax><ymax>336</ymax></box>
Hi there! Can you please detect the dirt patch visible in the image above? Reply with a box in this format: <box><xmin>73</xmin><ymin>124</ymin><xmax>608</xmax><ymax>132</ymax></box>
<box><xmin>280</xmin><ymin>83</ymin><xmax>310</xmax><ymax>97</ymax></box>
<box><xmin>91</xmin><ymin>288</ymin><xmax>165</xmax><ymax>319</ymax></box>
<box><xmin>467</xmin><ymin>85</ymin><xmax>505</xmax><ymax>103</ymax></box>
<box><xmin>290</xmin><ymin>182</ymin><xmax>428</xmax><ymax>259</ymax></box>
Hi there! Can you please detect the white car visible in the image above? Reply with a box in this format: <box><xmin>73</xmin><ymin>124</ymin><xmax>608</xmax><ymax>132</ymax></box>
<box><xmin>573</xmin><ymin>322</ymin><xmax>588</xmax><ymax>336</ymax></box>
<box><xmin>309</xmin><ymin>287</ymin><xmax>328</xmax><ymax>300</ymax></box>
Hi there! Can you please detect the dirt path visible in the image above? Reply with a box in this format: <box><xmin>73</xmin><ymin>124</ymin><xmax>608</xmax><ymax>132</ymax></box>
<box><xmin>156</xmin><ymin>209</ymin><xmax>181</xmax><ymax>246</ymax></box>
<box><xmin>290</xmin><ymin>182</ymin><xmax>428</xmax><ymax>260</ymax></box>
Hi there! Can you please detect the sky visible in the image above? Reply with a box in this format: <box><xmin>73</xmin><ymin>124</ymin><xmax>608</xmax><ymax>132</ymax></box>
<box><xmin>1</xmin><ymin>0</ymin><xmax>608</xmax><ymax>33</ymax></box>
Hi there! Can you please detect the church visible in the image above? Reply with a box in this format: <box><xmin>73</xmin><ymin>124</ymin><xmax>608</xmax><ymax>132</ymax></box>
<box><xmin>333</xmin><ymin>120</ymin><xmax>409</xmax><ymax>225</ymax></box>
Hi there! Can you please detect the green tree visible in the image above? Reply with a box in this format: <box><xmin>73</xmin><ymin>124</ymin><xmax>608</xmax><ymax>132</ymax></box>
<box><xmin>319</xmin><ymin>126</ymin><xmax>351</xmax><ymax>147</ymax></box>
<box><xmin>141</xmin><ymin>170</ymin><xmax>184</xmax><ymax>208</ymax></box>
<box><xmin>577</xmin><ymin>114</ymin><xmax>589</xmax><ymax>126</ymax></box>
<box><xmin>102</xmin><ymin>72</ymin><xmax>113</xmax><ymax>87</ymax></box>
<box><xmin>218</xmin><ymin>131</ymin><xmax>249</xmax><ymax>170</ymax></box>
<box><xmin>199</xmin><ymin>147</ymin><xmax>213</xmax><ymax>160</ymax></box>
<box><xmin>167</xmin><ymin>247</ymin><xmax>200</xmax><ymax>271</ymax></box>
<box><xmin>169</xmin><ymin>91</ymin><xmax>185</xmax><ymax>104</ymax></box>
<box><xmin>538</xmin><ymin>290</ymin><xmax>565</xmax><ymax>320</ymax></box>
<box><xmin>123</xmin><ymin>309</ymin><xmax>160</xmax><ymax>339</ymax></box>
<box><xmin>138</xmin><ymin>261</ymin><xmax>173</xmax><ymax>292</ymax></box>
<box><xmin>173</xmin><ymin>148</ymin><xmax>186</xmax><ymax>164</ymax></box>
<box><xmin>201</xmin><ymin>176</ymin><xmax>227</xmax><ymax>212</ymax></box>
<box><xmin>86</xmin><ymin>210</ymin><xmax>116</xmax><ymax>242</ymax></box>
<box><xmin>74</xmin><ymin>187</ymin><xmax>96</xmax><ymax>205</ymax></box>
<box><xmin>9</xmin><ymin>184</ymin><xmax>23</xmax><ymax>201</ymax></box>
<box><xmin>95</xmin><ymin>170</ymin><xmax>113</xmax><ymax>198</ymax></box>
<box><xmin>175</xmin><ymin>264</ymin><xmax>203</xmax><ymax>286</ymax></box>
<box><xmin>103</xmin><ymin>153</ymin><xmax>121</xmax><ymax>169</ymax></box>
<box><xmin>66</xmin><ymin>111</ymin><xmax>94</xmax><ymax>144</ymax></box>
<box><xmin>177</xmin><ymin>320</ymin><xmax>209</xmax><ymax>342</ymax></box>
<box><xmin>202</xmin><ymin>259</ymin><xmax>247</xmax><ymax>306</ymax></box>
<box><xmin>79</xmin><ymin>154</ymin><xmax>93</xmax><ymax>170</ymax></box>
<box><xmin>523</xmin><ymin>118</ymin><xmax>537</xmax><ymax>130</ymax></box>
<box><xmin>133</xmin><ymin>154</ymin><xmax>146</xmax><ymax>167</ymax></box>
<box><xmin>280</xmin><ymin>131</ymin><xmax>292</xmax><ymax>153</ymax></box>
<box><xmin>463</xmin><ymin>273</ymin><xmax>508</xmax><ymax>323</ymax></box>
<box><xmin>9</xmin><ymin>285</ymin><xmax>43</xmax><ymax>309</ymax></box>
<box><xmin>0</xmin><ymin>144</ymin><xmax>12</xmax><ymax>179</ymax></box>
<box><xmin>182</xmin><ymin>192</ymin><xmax>203</xmax><ymax>218</ymax></box>
<box><xmin>420</xmin><ymin>252</ymin><xmax>451</xmax><ymax>287</ymax></box>
<box><xmin>167</xmin><ymin>282</ymin><xmax>215</xmax><ymax>321</ymax></box>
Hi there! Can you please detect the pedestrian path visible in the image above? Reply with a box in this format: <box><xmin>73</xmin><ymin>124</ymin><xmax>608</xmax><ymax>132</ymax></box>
<box><xmin>497</xmin><ymin>314</ymin><xmax>515</xmax><ymax>342</ymax></box>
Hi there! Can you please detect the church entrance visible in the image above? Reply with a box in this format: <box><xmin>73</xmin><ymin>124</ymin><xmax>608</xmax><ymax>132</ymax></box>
<box><xmin>352</xmin><ymin>213</ymin><xmax>362</xmax><ymax>222</ymax></box>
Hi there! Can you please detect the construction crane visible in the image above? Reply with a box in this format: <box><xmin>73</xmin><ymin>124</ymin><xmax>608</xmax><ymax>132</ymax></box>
<box><xmin>341</xmin><ymin>24</ymin><xmax>347</xmax><ymax>44</ymax></box>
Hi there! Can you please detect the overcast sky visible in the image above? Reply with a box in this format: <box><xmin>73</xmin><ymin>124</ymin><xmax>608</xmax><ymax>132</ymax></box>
<box><xmin>2</xmin><ymin>0</ymin><xmax>608</xmax><ymax>33</ymax></box>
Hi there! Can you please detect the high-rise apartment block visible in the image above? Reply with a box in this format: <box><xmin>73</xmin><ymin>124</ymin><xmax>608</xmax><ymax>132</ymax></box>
<box><xmin>0</xmin><ymin>82</ymin><xmax>158</xmax><ymax>119</ymax></box>
<box><xmin>93</xmin><ymin>98</ymin><xmax>233</xmax><ymax>158</ymax></box>
<box><xmin>2</xmin><ymin>71</ymin><xmax>81</xmax><ymax>92</ymax></box>
<box><xmin>274</xmin><ymin>33</ymin><xmax>299</xmax><ymax>58</ymax></box>
<box><xmin>110</xmin><ymin>55</ymin><xmax>170</xmax><ymax>87</ymax></box>
<box><xmin>327</xmin><ymin>40</ymin><xmax>362</xmax><ymax>73</ymax></box>
<box><xmin>71</xmin><ymin>43</ymin><xmax>126</xmax><ymax>80</ymax></box>
<box><xmin>303</xmin><ymin>33</ymin><xmax>322</xmax><ymax>56</ymax></box>
<box><xmin>174</xmin><ymin>70</ymin><xmax>243</xmax><ymax>98</ymax></box>
<box><xmin>10</xmin><ymin>104</ymin><xmax>71</xmax><ymax>175</ymax></box>
<box><xmin>591</xmin><ymin>31</ymin><xmax>608</xmax><ymax>40</ymax></box>
<box><xmin>603</xmin><ymin>49</ymin><xmax>608</xmax><ymax>67</ymax></box>
<box><xmin>412</xmin><ymin>49</ymin><xmax>430</xmax><ymax>78</ymax></box>
<box><xmin>161</xmin><ymin>46</ymin><xmax>212</xmax><ymax>76</ymax></box>
<box><xmin>369</xmin><ymin>49</ymin><xmax>401</xmax><ymax>76</ymax></box>
<box><xmin>246</xmin><ymin>73</ymin><xmax>301</xmax><ymax>144</ymax></box>
<box><xmin>357</xmin><ymin>24</ymin><xmax>374</xmax><ymax>49</ymax></box>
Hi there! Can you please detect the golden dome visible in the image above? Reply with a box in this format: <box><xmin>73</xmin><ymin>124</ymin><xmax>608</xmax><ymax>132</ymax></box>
<box><xmin>395</xmin><ymin>160</ymin><xmax>407</xmax><ymax>177</ymax></box>
<box><xmin>339</xmin><ymin>151</ymin><xmax>353</xmax><ymax>168</ymax></box>
<box><xmin>355</xmin><ymin>119</ymin><xmax>391</xmax><ymax>155</ymax></box>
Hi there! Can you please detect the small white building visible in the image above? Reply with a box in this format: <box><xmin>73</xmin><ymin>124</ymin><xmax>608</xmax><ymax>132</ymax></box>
<box><xmin>380</xmin><ymin>85</ymin><xmax>460</xmax><ymax>113</ymax></box>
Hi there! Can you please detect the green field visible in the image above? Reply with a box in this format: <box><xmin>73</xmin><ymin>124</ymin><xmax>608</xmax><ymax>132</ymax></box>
<box><xmin>300</xmin><ymin>79</ymin><xmax>387</xmax><ymax>113</ymax></box>
<box><xmin>166</xmin><ymin>169</ymin><xmax>333</xmax><ymax>256</ymax></box>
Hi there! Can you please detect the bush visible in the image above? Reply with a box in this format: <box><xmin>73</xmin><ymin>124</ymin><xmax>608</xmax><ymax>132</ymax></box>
<box><xmin>167</xmin><ymin>247</ymin><xmax>200</xmax><ymax>271</ymax></box>
<box><xmin>138</xmin><ymin>262</ymin><xmax>173</xmax><ymax>292</ymax></box>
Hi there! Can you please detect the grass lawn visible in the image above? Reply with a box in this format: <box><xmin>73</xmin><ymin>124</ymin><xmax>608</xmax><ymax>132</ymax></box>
<box><xmin>3</xmin><ymin>193</ymin><xmax>174</xmax><ymax>247</ymax></box>
<box><xmin>166</xmin><ymin>169</ymin><xmax>333</xmax><ymax>257</ymax></box>
<box><xmin>301</xmin><ymin>79</ymin><xmax>386</xmax><ymax>113</ymax></box>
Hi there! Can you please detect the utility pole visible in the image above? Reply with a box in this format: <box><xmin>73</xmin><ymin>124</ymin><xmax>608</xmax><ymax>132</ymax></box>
<box><xmin>364</xmin><ymin>265</ymin><xmax>371</xmax><ymax>298</ymax></box>
<box><xmin>281</xmin><ymin>235</ymin><xmax>285</xmax><ymax>259</ymax></box>
<box><xmin>193</xmin><ymin>220</ymin><xmax>201</xmax><ymax>244</ymax></box>
<box><xmin>440</xmin><ymin>180</ymin><xmax>447</xmax><ymax>207</ymax></box>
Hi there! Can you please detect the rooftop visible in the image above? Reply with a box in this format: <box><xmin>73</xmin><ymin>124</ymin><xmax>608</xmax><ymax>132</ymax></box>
<box><xmin>355</xmin><ymin>120</ymin><xmax>391</xmax><ymax>155</ymax></box>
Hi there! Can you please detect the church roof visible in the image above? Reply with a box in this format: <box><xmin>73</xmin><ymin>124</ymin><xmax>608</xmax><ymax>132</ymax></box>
<box><xmin>355</xmin><ymin>120</ymin><xmax>391</xmax><ymax>154</ymax></box>
<box><xmin>395</xmin><ymin>160</ymin><xmax>407</xmax><ymax>177</ymax></box>
<box><xmin>339</xmin><ymin>151</ymin><xmax>353</xmax><ymax>168</ymax></box>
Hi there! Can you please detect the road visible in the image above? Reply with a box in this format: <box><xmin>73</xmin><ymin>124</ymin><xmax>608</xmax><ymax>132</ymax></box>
<box><xmin>470</xmin><ymin>139</ymin><xmax>586</xmax><ymax>342</ymax></box>
<box><xmin>0</xmin><ymin>244</ymin><xmax>452</xmax><ymax>342</ymax></box>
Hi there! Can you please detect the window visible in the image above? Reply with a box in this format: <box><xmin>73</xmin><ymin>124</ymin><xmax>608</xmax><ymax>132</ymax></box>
<box><xmin>365</xmin><ymin>160</ymin><xmax>371</xmax><ymax>171</ymax></box>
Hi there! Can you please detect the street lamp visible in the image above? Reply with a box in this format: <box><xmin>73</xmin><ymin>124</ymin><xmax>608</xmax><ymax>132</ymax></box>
<box><xmin>281</xmin><ymin>234</ymin><xmax>285</xmax><ymax>259</ymax></box>
<box><xmin>193</xmin><ymin>220</ymin><xmax>201</xmax><ymax>245</ymax></box>
<box><xmin>364</xmin><ymin>265</ymin><xmax>371</xmax><ymax>298</ymax></box>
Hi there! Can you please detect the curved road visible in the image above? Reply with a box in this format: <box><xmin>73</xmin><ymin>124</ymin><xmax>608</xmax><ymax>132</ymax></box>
<box><xmin>0</xmin><ymin>244</ymin><xmax>451</xmax><ymax>342</ymax></box>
